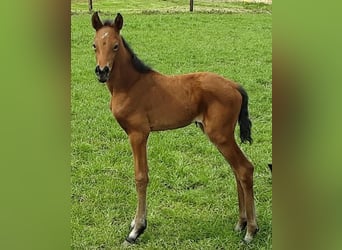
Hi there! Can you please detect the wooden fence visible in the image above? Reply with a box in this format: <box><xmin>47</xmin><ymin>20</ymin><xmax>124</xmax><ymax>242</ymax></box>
<box><xmin>87</xmin><ymin>0</ymin><xmax>272</xmax><ymax>12</ymax></box>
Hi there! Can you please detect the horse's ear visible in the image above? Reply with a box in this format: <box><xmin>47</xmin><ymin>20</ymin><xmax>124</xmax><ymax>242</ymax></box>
<box><xmin>114</xmin><ymin>13</ymin><xmax>123</xmax><ymax>32</ymax></box>
<box><xmin>92</xmin><ymin>11</ymin><xmax>103</xmax><ymax>31</ymax></box>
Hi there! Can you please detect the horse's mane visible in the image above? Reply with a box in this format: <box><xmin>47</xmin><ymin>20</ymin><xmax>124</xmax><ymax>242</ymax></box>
<box><xmin>121</xmin><ymin>37</ymin><xmax>153</xmax><ymax>74</ymax></box>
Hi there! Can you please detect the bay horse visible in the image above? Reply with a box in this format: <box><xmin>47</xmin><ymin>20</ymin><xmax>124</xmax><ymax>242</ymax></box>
<box><xmin>91</xmin><ymin>12</ymin><xmax>258</xmax><ymax>244</ymax></box>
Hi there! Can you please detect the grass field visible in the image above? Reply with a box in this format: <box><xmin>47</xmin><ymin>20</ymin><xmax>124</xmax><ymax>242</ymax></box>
<box><xmin>71</xmin><ymin>1</ymin><xmax>272</xmax><ymax>249</ymax></box>
<box><xmin>71</xmin><ymin>0</ymin><xmax>272</xmax><ymax>14</ymax></box>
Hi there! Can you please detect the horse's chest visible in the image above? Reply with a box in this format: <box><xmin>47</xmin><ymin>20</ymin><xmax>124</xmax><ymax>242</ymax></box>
<box><xmin>110</xmin><ymin>94</ymin><xmax>137</xmax><ymax>124</ymax></box>
<box><xmin>111</xmin><ymin>97</ymin><xmax>127</xmax><ymax>118</ymax></box>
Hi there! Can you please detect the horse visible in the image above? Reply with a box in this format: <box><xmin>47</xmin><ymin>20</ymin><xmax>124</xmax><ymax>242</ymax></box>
<box><xmin>91</xmin><ymin>12</ymin><xmax>258</xmax><ymax>244</ymax></box>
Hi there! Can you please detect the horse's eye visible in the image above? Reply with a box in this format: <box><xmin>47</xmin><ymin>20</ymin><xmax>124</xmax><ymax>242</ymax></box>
<box><xmin>113</xmin><ymin>44</ymin><xmax>119</xmax><ymax>51</ymax></box>
<box><xmin>92</xmin><ymin>43</ymin><xmax>96</xmax><ymax>50</ymax></box>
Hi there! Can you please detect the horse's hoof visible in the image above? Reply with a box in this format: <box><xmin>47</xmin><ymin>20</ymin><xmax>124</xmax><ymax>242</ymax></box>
<box><xmin>243</xmin><ymin>235</ymin><xmax>253</xmax><ymax>244</ymax></box>
<box><xmin>243</xmin><ymin>227</ymin><xmax>259</xmax><ymax>244</ymax></box>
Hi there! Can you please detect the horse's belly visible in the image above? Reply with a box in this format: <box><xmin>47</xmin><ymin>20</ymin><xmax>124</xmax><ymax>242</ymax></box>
<box><xmin>148</xmin><ymin>108</ymin><xmax>195</xmax><ymax>131</ymax></box>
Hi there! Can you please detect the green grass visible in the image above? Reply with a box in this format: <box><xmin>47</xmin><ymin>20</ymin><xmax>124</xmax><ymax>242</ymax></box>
<box><xmin>71</xmin><ymin>2</ymin><xmax>272</xmax><ymax>249</ymax></box>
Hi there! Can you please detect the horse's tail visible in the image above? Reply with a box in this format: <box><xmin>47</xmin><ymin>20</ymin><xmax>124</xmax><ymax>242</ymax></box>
<box><xmin>237</xmin><ymin>85</ymin><xmax>253</xmax><ymax>144</ymax></box>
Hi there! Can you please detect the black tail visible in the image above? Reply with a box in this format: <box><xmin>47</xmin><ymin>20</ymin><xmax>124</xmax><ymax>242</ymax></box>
<box><xmin>237</xmin><ymin>86</ymin><xmax>253</xmax><ymax>144</ymax></box>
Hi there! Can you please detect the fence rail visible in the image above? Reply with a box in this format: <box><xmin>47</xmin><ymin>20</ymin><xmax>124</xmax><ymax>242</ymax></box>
<box><xmin>73</xmin><ymin>0</ymin><xmax>272</xmax><ymax>15</ymax></box>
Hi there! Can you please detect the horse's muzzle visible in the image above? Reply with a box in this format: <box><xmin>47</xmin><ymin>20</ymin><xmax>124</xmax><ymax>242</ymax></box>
<box><xmin>95</xmin><ymin>65</ymin><xmax>110</xmax><ymax>83</ymax></box>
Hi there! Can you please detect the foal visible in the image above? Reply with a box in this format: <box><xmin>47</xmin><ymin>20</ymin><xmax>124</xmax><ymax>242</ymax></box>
<box><xmin>91</xmin><ymin>12</ymin><xmax>258</xmax><ymax>244</ymax></box>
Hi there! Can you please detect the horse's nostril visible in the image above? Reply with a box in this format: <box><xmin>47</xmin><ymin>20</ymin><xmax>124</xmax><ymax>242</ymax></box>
<box><xmin>95</xmin><ymin>65</ymin><xmax>109</xmax><ymax>75</ymax></box>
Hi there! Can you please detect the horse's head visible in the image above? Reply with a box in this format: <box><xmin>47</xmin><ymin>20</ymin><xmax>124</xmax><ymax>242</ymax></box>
<box><xmin>91</xmin><ymin>12</ymin><xmax>123</xmax><ymax>83</ymax></box>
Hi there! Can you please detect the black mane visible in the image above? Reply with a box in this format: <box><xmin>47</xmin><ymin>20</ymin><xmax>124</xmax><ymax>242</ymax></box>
<box><xmin>121</xmin><ymin>37</ymin><xmax>153</xmax><ymax>74</ymax></box>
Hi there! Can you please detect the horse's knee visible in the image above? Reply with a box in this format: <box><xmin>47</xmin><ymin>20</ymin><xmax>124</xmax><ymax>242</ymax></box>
<box><xmin>135</xmin><ymin>177</ymin><xmax>149</xmax><ymax>185</ymax></box>
<box><xmin>135</xmin><ymin>174</ymin><xmax>149</xmax><ymax>189</ymax></box>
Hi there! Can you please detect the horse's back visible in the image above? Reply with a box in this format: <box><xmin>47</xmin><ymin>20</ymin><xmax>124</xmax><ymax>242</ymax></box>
<box><xmin>174</xmin><ymin>72</ymin><xmax>241</xmax><ymax>106</ymax></box>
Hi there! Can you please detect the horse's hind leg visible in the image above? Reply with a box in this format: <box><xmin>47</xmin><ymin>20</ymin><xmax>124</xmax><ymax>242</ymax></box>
<box><xmin>234</xmin><ymin>173</ymin><xmax>247</xmax><ymax>232</ymax></box>
<box><xmin>204</xmin><ymin>123</ymin><xmax>258</xmax><ymax>243</ymax></box>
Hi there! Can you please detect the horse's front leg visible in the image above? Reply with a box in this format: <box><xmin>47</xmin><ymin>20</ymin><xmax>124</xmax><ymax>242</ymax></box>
<box><xmin>125</xmin><ymin>131</ymin><xmax>149</xmax><ymax>244</ymax></box>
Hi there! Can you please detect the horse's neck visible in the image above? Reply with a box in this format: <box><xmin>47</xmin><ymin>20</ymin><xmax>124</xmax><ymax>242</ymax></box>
<box><xmin>107</xmin><ymin>52</ymin><xmax>140</xmax><ymax>94</ymax></box>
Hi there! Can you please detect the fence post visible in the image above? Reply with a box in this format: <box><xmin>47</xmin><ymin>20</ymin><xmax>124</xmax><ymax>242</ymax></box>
<box><xmin>190</xmin><ymin>0</ymin><xmax>194</xmax><ymax>12</ymax></box>
<box><xmin>88</xmin><ymin>0</ymin><xmax>93</xmax><ymax>12</ymax></box>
